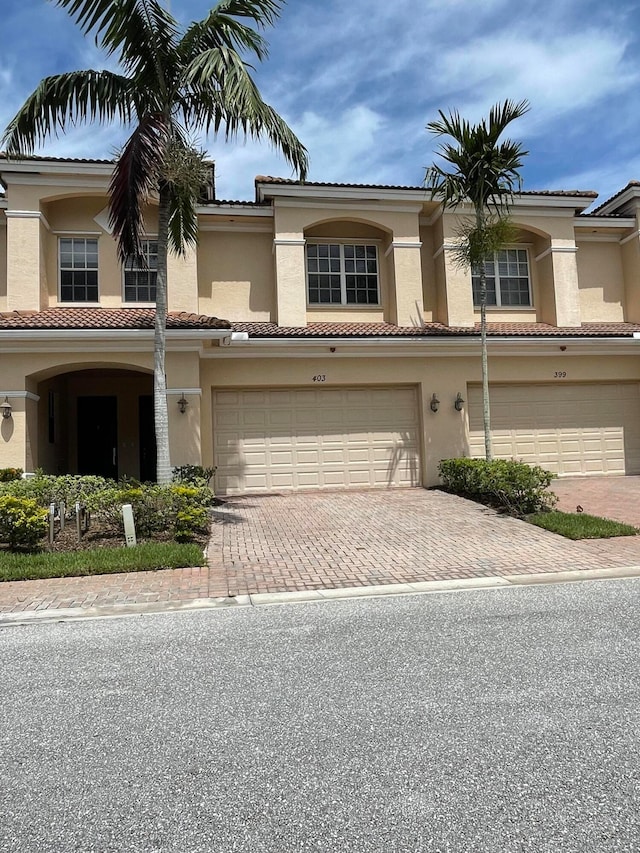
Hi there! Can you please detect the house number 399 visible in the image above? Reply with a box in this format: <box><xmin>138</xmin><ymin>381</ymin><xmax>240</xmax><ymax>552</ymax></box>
<box><xmin>554</xmin><ymin>371</ymin><xmax>567</xmax><ymax>378</ymax></box>
<box><xmin>313</xmin><ymin>374</ymin><xmax>327</xmax><ymax>382</ymax></box>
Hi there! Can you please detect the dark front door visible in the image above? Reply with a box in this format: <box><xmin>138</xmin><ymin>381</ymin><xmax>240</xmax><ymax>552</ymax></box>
<box><xmin>77</xmin><ymin>396</ymin><xmax>118</xmax><ymax>479</ymax></box>
<box><xmin>139</xmin><ymin>395</ymin><xmax>157</xmax><ymax>482</ymax></box>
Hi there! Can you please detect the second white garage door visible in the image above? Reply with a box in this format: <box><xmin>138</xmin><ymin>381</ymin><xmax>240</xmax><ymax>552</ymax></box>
<box><xmin>213</xmin><ymin>386</ymin><xmax>421</xmax><ymax>495</ymax></box>
<box><xmin>468</xmin><ymin>383</ymin><xmax>640</xmax><ymax>475</ymax></box>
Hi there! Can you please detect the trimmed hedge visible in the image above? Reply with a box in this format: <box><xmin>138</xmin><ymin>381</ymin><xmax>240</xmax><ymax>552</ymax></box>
<box><xmin>0</xmin><ymin>473</ymin><xmax>214</xmax><ymax>548</ymax></box>
<box><xmin>0</xmin><ymin>473</ymin><xmax>114</xmax><ymax>509</ymax></box>
<box><xmin>439</xmin><ymin>458</ymin><xmax>556</xmax><ymax>516</ymax></box>
<box><xmin>0</xmin><ymin>496</ymin><xmax>49</xmax><ymax>550</ymax></box>
<box><xmin>86</xmin><ymin>483</ymin><xmax>214</xmax><ymax>539</ymax></box>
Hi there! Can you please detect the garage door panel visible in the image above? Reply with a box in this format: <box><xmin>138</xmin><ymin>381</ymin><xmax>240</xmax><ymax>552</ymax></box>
<box><xmin>469</xmin><ymin>383</ymin><xmax>640</xmax><ymax>476</ymax></box>
<box><xmin>214</xmin><ymin>386</ymin><xmax>421</xmax><ymax>495</ymax></box>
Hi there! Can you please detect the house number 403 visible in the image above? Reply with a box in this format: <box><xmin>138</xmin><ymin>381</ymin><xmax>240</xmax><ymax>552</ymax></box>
<box><xmin>313</xmin><ymin>374</ymin><xmax>327</xmax><ymax>382</ymax></box>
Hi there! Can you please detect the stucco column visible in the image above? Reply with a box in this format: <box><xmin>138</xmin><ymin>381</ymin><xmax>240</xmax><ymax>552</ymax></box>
<box><xmin>0</xmin><ymin>391</ymin><xmax>39</xmax><ymax>471</ymax></box>
<box><xmin>166</xmin><ymin>352</ymin><xmax>203</xmax><ymax>468</ymax></box>
<box><xmin>387</xmin><ymin>242</ymin><xmax>424</xmax><ymax>326</ymax></box>
<box><xmin>167</xmin><ymin>244</ymin><xmax>198</xmax><ymax>313</ymax></box>
<box><xmin>5</xmin><ymin>211</ymin><xmax>43</xmax><ymax>312</ymax></box>
<box><xmin>439</xmin><ymin>244</ymin><xmax>475</xmax><ymax>328</ymax></box>
<box><xmin>542</xmin><ymin>241</ymin><xmax>581</xmax><ymax>327</ymax></box>
<box><xmin>621</xmin><ymin>217</ymin><xmax>640</xmax><ymax>323</ymax></box>
<box><xmin>167</xmin><ymin>390</ymin><xmax>202</xmax><ymax>467</ymax></box>
<box><xmin>274</xmin><ymin>238</ymin><xmax>307</xmax><ymax>327</ymax></box>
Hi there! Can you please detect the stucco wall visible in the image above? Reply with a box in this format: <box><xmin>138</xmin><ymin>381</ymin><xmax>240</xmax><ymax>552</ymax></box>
<box><xmin>198</xmin><ymin>347</ymin><xmax>640</xmax><ymax>487</ymax></box>
<box><xmin>41</xmin><ymin>197</ymin><xmax>162</xmax><ymax>308</ymax></box>
<box><xmin>576</xmin><ymin>241</ymin><xmax>625</xmax><ymax>322</ymax></box>
<box><xmin>0</xmin><ymin>214</ymin><xmax>6</xmax><ymax>312</ymax></box>
<box><xmin>622</xmin><ymin>224</ymin><xmax>640</xmax><ymax>323</ymax></box>
<box><xmin>198</xmin><ymin>230</ymin><xmax>274</xmax><ymax>321</ymax></box>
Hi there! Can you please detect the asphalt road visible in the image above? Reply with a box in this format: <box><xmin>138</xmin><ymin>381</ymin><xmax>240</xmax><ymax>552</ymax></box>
<box><xmin>2</xmin><ymin>580</ymin><xmax>640</xmax><ymax>852</ymax></box>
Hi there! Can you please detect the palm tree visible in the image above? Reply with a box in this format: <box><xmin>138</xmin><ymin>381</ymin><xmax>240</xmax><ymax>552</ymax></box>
<box><xmin>2</xmin><ymin>0</ymin><xmax>308</xmax><ymax>483</ymax></box>
<box><xmin>425</xmin><ymin>99</ymin><xmax>529</xmax><ymax>461</ymax></box>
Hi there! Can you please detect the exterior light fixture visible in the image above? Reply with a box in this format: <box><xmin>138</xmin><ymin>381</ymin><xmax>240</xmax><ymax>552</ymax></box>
<box><xmin>177</xmin><ymin>394</ymin><xmax>189</xmax><ymax>414</ymax></box>
<box><xmin>1</xmin><ymin>397</ymin><xmax>12</xmax><ymax>419</ymax></box>
<box><xmin>430</xmin><ymin>393</ymin><xmax>440</xmax><ymax>413</ymax></box>
<box><xmin>454</xmin><ymin>392</ymin><xmax>465</xmax><ymax>412</ymax></box>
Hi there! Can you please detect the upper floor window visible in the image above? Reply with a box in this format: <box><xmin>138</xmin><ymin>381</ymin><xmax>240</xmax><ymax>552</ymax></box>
<box><xmin>472</xmin><ymin>248</ymin><xmax>531</xmax><ymax>307</ymax></box>
<box><xmin>307</xmin><ymin>243</ymin><xmax>379</xmax><ymax>305</ymax></box>
<box><xmin>124</xmin><ymin>240</ymin><xmax>157</xmax><ymax>302</ymax></box>
<box><xmin>59</xmin><ymin>238</ymin><xmax>98</xmax><ymax>302</ymax></box>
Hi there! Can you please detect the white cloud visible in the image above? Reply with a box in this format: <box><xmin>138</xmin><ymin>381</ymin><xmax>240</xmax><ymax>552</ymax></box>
<box><xmin>555</xmin><ymin>158</ymin><xmax>640</xmax><ymax>209</ymax></box>
<box><xmin>210</xmin><ymin>105</ymin><xmax>391</xmax><ymax>199</ymax></box>
<box><xmin>431</xmin><ymin>30</ymin><xmax>638</xmax><ymax>130</ymax></box>
<box><xmin>2</xmin><ymin>0</ymin><xmax>640</xmax><ymax>204</ymax></box>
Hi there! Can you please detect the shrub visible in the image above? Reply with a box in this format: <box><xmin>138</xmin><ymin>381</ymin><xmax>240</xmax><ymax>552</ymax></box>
<box><xmin>86</xmin><ymin>483</ymin><xmax>214</xmax><ymax>540</ymax></box>
<box><xmin>172</xmin><ymin>464</ymin><xmax>216</xmax><ymax>487</ymax></box>
<box><xmin>0</xmin><ymin>468</ymin><xmax>23</xmax><ymax>482</ymax></box>
<box><xmin>175</xmin><ymin>507</ymin><xmax>209</xmax><ymax>542</ymax></box>
<box><xmin>438</xmin><ymin>458</ymin><xmax>556</xmax><ymax>516</ymax></box>
<box><xmin>86</xmin><ymin>486</ymin><xmax>164</xmax><ymax>537</ymax></box>
<box><xmin>0</xmin><ymin>473</ymin><xmax>115</xmax><ymax>511</ymax></box>
<box><xmin>0</xmin><ymin>496</ymin><xmax>48</xmax><ymax>550</ymax></box>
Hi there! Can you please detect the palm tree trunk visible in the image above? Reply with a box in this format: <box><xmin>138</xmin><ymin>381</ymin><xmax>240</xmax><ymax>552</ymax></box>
<box><xmin>154</xmin><ymin>184</ymin><xmax>171</xmax><ymax>484</ymax></box>
<box><xmin>479</xmin><ymin>269</ymin><xmax>492</xmax><ymax>461</ymax></box>
<box><xmin>477</xmin><ymin>210</ymin><xmax>493</xmax><ymax>461</ymax></box>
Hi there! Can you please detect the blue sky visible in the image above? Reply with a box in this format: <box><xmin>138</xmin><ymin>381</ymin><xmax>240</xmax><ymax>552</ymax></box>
<box><xmin>1</xmin><ymin>0</ymin><xmax>640</xmax><ymax>206</ymax></box>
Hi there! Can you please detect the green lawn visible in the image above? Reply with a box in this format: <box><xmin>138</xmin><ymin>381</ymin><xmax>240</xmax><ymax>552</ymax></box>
<box><xmin>0</xmin><ymin>542</ymin><xmax>204</xmax><ymax>582</ymax></box>
<box><xmin>527</xmin><ymin>511</ymin><xmax>638</xmax><ymax>540</ymax></box>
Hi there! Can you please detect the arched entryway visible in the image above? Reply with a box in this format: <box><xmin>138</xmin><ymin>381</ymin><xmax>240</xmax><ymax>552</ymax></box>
<box><xmin>33</xmin><ymin>366</ymin><xmax>155</xmax><ymax>481</ymax></box>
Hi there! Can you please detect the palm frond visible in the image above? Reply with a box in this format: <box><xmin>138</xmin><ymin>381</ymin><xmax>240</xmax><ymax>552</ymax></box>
<box><xmin>451</xmin><ymin>217</ymin><xmax>520</xmax><ymax>271</ymax></box>
<box><xmin>160</xmin><ymin>141</ymin><xmax>209</xmax><ymax>254</ymax></box>
<box><xmin>108</xmin><ymin>113</ymin><xmax>170</xmax><ymax>263</ymax></box>
<box><xmin>180</xmin><ymin>6</ymin><xmax>273</xmax><ymax>63</ymax></box>
<box><xmin>212</xmin><ymin>0</ymin><xmax>282</xmax><ymax>26</ymax></box>
<box><xmin>182</xmin><ymin>49</ymin><xmax>308</xmax><ymax>179</ymax></box>
<box><xmin>53</xmin><ymin>0</ymin><xmax>179</xmax><ymax>90</ymax></box>
<box><xmin>1</xmin><ymin>70</ymin><xmax>134</xmax><ymax>154</ymax></box>
<box><xmin>487</xmin><ymin>99</ymin><xmax>530</xmax><ymax>144</ymax></box>
<box><xmin>166</xmin><ymin>183</ymin><xmax>200</xmax><ymax>255</ymax></box>
<box><xmin>425</xmin><ymin>99</ymin><xmax>529</xmax><ymax>213</ymax></box>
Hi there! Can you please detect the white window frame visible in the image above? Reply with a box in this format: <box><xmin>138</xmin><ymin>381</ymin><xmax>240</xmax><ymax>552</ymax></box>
<box><xmin>58</xmin><ymin>237</ymin><xmax>99</xmax><ymax>303</ymax></box>
<box><xmin>472</xmin><ymin>247</ymin><xmax>533</xmax><ymax>308</ymax></box>
<box><xmin>306</xmin><ymin>240</ymin><xmax>381</xmax><ymax>307</ymax></box>
<box><xmin>123</xmin><ymin>238</ymin><xmax>158</xmax><ymax>304</ymax></box>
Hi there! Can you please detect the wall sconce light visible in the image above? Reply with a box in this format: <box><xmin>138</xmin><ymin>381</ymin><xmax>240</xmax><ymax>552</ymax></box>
<box><xmin>430</xmin><ymin>393</ymin><xmax>440</xmax><ymax>413</ymax></box>
<box><xmin>1</xmin><ymin>397</ymin><xmax>12</xmax><ymax>419</ymax></box>
<box><xmin>454</xmin><ymin>392</ymin><xmax>465</xmax><ymax>412</ymax></box>
<box><xmin>177</xmin><ymin>394</ymin><xmax>189</xmax><ymax>414</ymax></box>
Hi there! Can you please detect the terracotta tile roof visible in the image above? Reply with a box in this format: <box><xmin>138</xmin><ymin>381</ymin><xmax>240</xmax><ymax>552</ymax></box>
<box><xmin>590</xmin><ymin>181</ymin><xmax>640</xmax><ymax>215</ymax></box>
<box><xmin>0</xmin><ymin>152</ymin><xmax>114</xmax><ymax>165</ymax></box>
<box><xmin>577</xmin><ymin>212</ymin><xmax>632</xmax><ymax>219</ymax></box>
<box><xmin>0</xmin><ymin>308</ymin><xmax>231</xmax><ymax>330</ymax></box>
<box><xmin>201</xmin><ymin>198</ymin><xmax>269</xmax><ymax>207</ymax></box>
<box><xmin>255</xmin><ymin>175</ymin><xmax>599</xmax><ymax>199</ymax></box>
<box><xmin>232</xmin><ymin>321</ymin><xmax>640</xmax><ymax>339</ymax></box>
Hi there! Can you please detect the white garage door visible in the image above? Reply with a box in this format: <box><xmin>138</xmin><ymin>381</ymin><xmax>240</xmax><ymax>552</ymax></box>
<box><xmin>468</xmin><ymin>383</ymin><xmax>640</xmax><ymax>475</ymax></box>
<box><xmin>213</xmin><ymin>387</ymin><xmax>421</xmax><ymax>495</ymax></box>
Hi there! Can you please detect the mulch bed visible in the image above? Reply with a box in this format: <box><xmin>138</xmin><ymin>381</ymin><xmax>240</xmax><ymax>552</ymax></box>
<box><xmin>44</xmin><ymin>520</ymin><xmax>208</xmax><ymax>552</ymax></box>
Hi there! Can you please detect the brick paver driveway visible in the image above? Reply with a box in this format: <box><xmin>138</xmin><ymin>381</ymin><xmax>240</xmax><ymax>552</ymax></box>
<box><xmin>2</xmin><ymin>485</ymin><xmax>639</xmax><ymax>616</ymax></box>
<box><xmin>207</xmin><ymin>488</ymin><xmax>640</xmax><ymax>597</ymax></box>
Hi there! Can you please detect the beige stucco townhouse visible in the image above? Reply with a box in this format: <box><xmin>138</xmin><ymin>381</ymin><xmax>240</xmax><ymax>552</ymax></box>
<box><xmin>1</xmin><ymin>154</ymin><xmax>640</xmax><ymax>494</ymax></box>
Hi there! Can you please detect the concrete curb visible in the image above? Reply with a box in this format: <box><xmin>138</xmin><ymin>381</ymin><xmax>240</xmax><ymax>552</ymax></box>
<box><xmin>2</xmin><ymin>565</ymin><xmax>640</xmax><ymax>626</ymax></box>
<box><xmin>0</xmin><ymin>595</ymin><xmax>252</xmax><ymax>626</ymax></box>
